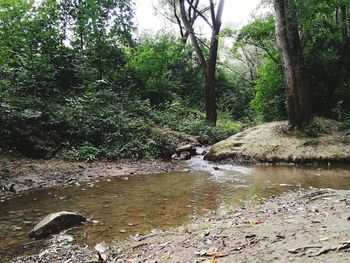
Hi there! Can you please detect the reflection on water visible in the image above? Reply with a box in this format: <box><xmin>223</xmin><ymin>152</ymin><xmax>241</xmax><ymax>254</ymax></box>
<box><xmin>1</xmin><ymin>164</ymin><xmax>350</xmax><ymax>260</ymax></box>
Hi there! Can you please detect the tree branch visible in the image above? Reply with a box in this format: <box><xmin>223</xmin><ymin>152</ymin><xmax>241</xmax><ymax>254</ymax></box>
<box><xmin>180</xmin><ymin>0</ymin><xmax>208</xmax><ymax>73</ymax></box>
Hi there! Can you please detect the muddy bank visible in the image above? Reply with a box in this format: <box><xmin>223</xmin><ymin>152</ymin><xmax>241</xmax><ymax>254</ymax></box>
<box><xmin>0</xmin><ymin>155</ymin><xmax>186</xmax><ymax>197</ymax></box>
<box><xmin>12</xmin><ymin>188</ymin><xmax>350</xmax><ymax>262</ymax></box>
<box><xmin>206</xmin><ymin>120</ymin><xmax>350</xmax><ymax>164</ymax></box>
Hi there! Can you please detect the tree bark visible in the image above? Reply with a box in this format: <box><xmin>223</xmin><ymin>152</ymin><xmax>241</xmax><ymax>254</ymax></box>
<box><xmin>338</xmin><ymin>4</ymin><xmax>350</xmax><ymax>81</ymax></box>
<box><xmin>274</xmin><ymin>0</ymin><xmax>312</xmax><ymax>127</ymax></box>
<box><xmin>339</xmin><ymin>5</ymin><xmax>349</xmax><ymax>42</ymax></box>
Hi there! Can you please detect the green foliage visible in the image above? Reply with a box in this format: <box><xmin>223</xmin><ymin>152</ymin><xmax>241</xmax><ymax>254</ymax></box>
<box><xmin>64</xmin><ymin>143</ymin><xmax>102</xmax><ymax>162</ymax></box>
<box><xmin>231</xmin><ymin>14</ymin><xmax>284</xmax><ymax>123</ymax></box>
<box><xmin>125</xmin><ymin>34</ymin><xmax>203</xmax><ymax>105</ymax></box>
<box><xmin>235</xmin><ymin>15</ymin><xmax>276</xmax><ymax>56</ymax></box>
<box><xmin>53</xmin><ymin>93</ymin><xmax>177</xmax><ymax>160</ymax></box>
<box><xmin>295</xmin><ymin>0</ymin><xmax>349</xmax><ymax>116</ymax></box>
<box><xmin>293</xmin><ymin>119</ymin><xmax>328</xmax><ymax>137</ymax></box>
<box><xmin>216</xmin><ymin>69</ymin><xmax>255</xmax><ymax>123</ymax></box>
<box><xmin>151</xmin><ymin>101</ymin><xmax>242</xmax><ymax>144</ymax></box>
<box><xmin>250</xmin><ymin>57</ymin><xmax>286</xmax><ymax>122</ymax></box>
<box><xmin>0</xmin><ymin>0</ymin><xmax>243</xmax><ymax>161</ymax></box>
<box><xmin>338</xmin><ymin>120</ymin><xmax>350</xmax><ymax>133</ymax></box>
<box><xmin>3</xmin><ymin>0</ymin><xmax>350</xmax><ymax>161</ymax></box>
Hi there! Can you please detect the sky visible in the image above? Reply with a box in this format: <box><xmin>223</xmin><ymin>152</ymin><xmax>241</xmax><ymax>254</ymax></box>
<box><xmin>134</xmin><ymin>0</ymin><xmax>262</xmax><ymax>35</ymax></box>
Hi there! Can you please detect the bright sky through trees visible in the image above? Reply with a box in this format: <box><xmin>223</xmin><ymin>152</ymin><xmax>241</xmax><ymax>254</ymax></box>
<box><xmin>135</xmin><ymin>0</ymin><xmax>261</xmax><ymax>34</ymax></box>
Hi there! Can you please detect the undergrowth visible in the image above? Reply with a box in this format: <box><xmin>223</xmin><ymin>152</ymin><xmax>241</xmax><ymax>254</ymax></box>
<box><xmin>1</xmin><ymin>95</ymin><xmax>242</xmax><ymax>162</ymax></box>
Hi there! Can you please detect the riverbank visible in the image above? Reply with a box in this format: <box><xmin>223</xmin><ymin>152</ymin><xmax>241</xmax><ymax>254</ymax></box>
<box><xmin>205</xmin><ymin>119</ymin><xmax>350</xmax><ymax>164</ymax></box>
<box><xmin>12</xmin><ymin>188</ymin><xmax>350</xmax><ymax>262</ymax></box>
<box><xmin>0</xmin><ymin>155</ymin><xmax>186</xmax><ymax>198</ymax></box>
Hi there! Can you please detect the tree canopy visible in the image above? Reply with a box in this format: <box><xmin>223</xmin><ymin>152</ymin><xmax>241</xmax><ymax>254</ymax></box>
<box><xmin>0</xmin><ymin>0</ymin><xmax>349</xmax><ymax>160</ymax></box>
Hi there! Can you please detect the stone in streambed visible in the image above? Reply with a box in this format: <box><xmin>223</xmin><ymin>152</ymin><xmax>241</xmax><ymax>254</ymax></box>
<box><xmin>180</xmin><ymin>151</ymin><xmax>191</xmax><ymax>160</ymax></box>
<box><xmin>29</xmin><ymin>211</ymin><xmax>86</xmax><ymax>239</ymax></box>
<box><xmin>171</xmin><ymin>154</ymin><xmax>179</xmax><ymax>160</ymax></box>
<box><xmin>176</xmin><ymin>144</ymin><xmax>193</xmax><ymax>153</ymax></box>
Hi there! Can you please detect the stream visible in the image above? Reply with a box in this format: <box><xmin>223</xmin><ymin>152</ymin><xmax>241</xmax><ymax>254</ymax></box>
<box><xmin>1</xmin><ymin>156</ymin><xmax>350</xmax><ymax>261</ymax></box>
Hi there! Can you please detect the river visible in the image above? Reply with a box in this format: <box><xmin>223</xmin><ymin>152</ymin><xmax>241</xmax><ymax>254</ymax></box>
<box><xmin>1</xmin><ymin>156</ymin><xmax>350</xmax><ymax>260</ymax></box>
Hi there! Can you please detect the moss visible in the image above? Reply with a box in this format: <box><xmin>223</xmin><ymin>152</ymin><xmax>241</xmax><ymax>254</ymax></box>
<box><xmin>206</xmin><ymin>119</ymin><xmax>350</xmax><ymax>164</ymax></box>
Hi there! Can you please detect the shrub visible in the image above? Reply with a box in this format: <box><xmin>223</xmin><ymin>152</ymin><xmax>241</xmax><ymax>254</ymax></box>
<box><xmin>293</xmin><ymin>119</ymin><xmax>328</xmax><ymax>137</ymax></box>
<box><xmin>338</xmin><ymin>119</ymin><xmax>350</xmax><ymax>133</ymax></box>
<box><xmin>63</xmin><ymin>143</ymin><xmax>101</xmax><ymax>162</ymax></box>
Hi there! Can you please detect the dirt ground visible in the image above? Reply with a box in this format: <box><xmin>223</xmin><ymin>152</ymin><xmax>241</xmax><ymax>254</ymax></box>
<box><xmin>0</xmin><ymin>155</ymin><xmax>186</xmax><ymax>198</ymax></box>
<box><xmin>12</xmin><ymin>188</ymin><xmax>350</xmax><ymax>263</ymax></box>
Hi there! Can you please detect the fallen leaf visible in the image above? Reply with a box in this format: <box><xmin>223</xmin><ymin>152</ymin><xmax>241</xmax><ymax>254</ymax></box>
<box><xmin>162</xmin><ymin>254</ymin><xmax>171</xmax><ymax>260</ymax></box>
<box><xmin>250</xmin><ymin>220</ymin><xmax>263</xmax><ymax>225</ymax></box>
<box><xmin>202</xmin><ymin>259</ymin><xmax>218</xmax><ymax>263</ymax></box>
<box><xmin>206</xmin><ymin>251</ymin><xmax>228</xmax><ymax>258</ymax></box>
<box><xmin>319</xmin><ymin>237</ymin><xmax>329</xmax><ymax>242</ymax></box>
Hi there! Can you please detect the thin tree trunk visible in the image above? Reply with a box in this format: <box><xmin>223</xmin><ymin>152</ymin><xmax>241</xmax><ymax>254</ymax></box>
<box><xmin>205</xmin><ymin>0</ymin><xmax>224</xmax><ymax>124</ymax></box>
<box><xmin>179</xmin><ymin>0</ymin><xmax>224</xmax><ymax>125</ymax></box>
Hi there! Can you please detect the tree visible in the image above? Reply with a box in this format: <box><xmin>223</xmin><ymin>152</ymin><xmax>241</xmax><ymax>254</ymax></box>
<box><xmin>274</xmin><ymin>0</ymin><xmax>312</xmax><ymax>127</ymax></box>
<box><xmin>157</xmin><ymin>0</ymin><xmax>207</xmax><ymax>44</ymax></box>
<box><xmin>179</xmin><ymin>0</ymin><xmax>225</xmax><ymax>125</ymax></box>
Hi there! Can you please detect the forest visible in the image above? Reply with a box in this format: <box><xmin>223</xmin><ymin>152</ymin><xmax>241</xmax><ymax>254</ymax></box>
<box><xmin>1</xmin><ymin>0</ymin><xmax>350</xmax><ymax>161</ymax></box>
<box><xmin>1</xmin><ymin>1</ymin><xmax>350</xmax><ymax>262</ymax></box>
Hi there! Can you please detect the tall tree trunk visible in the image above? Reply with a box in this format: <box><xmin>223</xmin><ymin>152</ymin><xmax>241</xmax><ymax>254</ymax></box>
<box><xmin>339</xmin><ymin>5</ymin><xmax>349</xmax><ymax>42</ymax></box>
<box><xmin>205</xmin><ymin>0</ymin><xmax>224</xmax><ymax>124</ymax></box>
<box><xmin>274</xmin><ymin>0</ymin><xmax>312</xmax><ymax>127</ymax></box>
<box><xmin>339</xmin><ymin>4</ymin><xmax>350</xmax><ymax>81</ymax></box>
<box><xmin>285</xmin><ymin>0</ymin><xmax>312</xmax><ymax>123</ymax></box>
<box><xmin>334</xmin><ymin>4</ymin><xmax>350</xmax><ymax>107</ymax></box>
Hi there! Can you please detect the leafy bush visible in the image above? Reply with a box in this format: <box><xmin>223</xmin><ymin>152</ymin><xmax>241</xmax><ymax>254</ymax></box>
<box><xmin>338</xmin><ymin>119</ymin><xmax>350</xmax><ymax>133</ymax></box>
<box><xmin>151</xmin><ymin>101</ymin><xmax>242</xmax><ymax>144</ymax></box>
<box><xmin>63</xmin><ymin>143</ymin><xmax>101</xmax><ymax>162</ymax></box>
<box><xmin>293</xmin><ymin>119</ymin><xmax>328</xmax><ymax>137</ymax></box>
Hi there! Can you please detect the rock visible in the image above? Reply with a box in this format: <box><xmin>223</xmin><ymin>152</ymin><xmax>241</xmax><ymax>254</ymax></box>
<box><xmin>180</xmin><ymin>151</ymin><xmax>191</xmax><ymax>160</ymax></box>
<box><xmin>29</xmin><ymin>211</ymin><xmax>86</xmax><ymax>239</ymax></box>
<box><xmin>176</xmin><ymin>144</ymin><xmax>193</xmax><ymax>153</ymax></box>
<box><xmin>95</xmin><ymin>241</ymin><xmax>111</xmax><ymax>262</ymax></box>
<box><xmin>195</xmin><ymin>147</ymin><xmax>207</xmax><ymax>155</ymax></box>
<box><xmin>171</xmin><ymin>154</ymin><xmax>179</xmax><ymax>160</ymax></box>
<box><xmin>57</xmin><ymin>234</ymin><xmax>74</xmax><ymax>243</ymax></box>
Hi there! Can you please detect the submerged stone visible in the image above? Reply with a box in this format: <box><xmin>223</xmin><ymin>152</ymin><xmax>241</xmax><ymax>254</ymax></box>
<box><xmin>29</xmin><ymin>211</ymin><xmax>86</xmax><ymax>239</ymax></box>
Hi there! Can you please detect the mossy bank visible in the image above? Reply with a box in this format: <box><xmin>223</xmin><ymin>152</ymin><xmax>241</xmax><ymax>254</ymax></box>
<box><xmin>205</xmin><ymin>119</ymin><xmax>350</xmax><ymax>164</ymax></box>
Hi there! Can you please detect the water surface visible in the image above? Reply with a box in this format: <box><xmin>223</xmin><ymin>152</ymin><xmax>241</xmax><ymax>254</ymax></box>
<box><xmin>1</xmin><ymin>162</ymin><xmax>350</xmax><ymax>260</ymax></box>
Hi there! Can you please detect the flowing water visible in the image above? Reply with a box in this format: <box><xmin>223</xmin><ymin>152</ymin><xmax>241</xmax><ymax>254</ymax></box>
<box><xmin>1</xmin><ymin>157</ymin><xmax>350</xmax><ymax>260</ymax></box>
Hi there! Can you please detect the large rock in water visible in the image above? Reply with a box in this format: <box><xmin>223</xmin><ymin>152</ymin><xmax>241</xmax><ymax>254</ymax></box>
<box><xmin>29</xmin><ymin>211</ymin><xmax>86</xmax><ymax>239</ymax></box>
